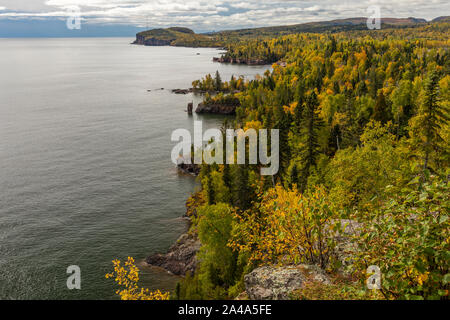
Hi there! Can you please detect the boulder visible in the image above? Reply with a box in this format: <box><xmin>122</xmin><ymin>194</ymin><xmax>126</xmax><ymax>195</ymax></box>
<box><xmin>244</xmin><ymin>265</ymin><xmax>330</xmax><ymax>300</ymax></box>
<box><xmin>146</xmin><ymin>232</ymin><xmax>201</xmax><ymax>276</ymax></box>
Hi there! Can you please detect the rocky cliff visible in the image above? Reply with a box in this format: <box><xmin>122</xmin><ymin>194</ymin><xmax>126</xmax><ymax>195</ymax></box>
<box><xmin>134</xmin><ymin>35</ymin><xmax>172</xmax><ymax>46</ymax></box>
<box><xmin>213</xmin><ymin>57</ymin><xmax>268</xmax><ymax>65</ymax></box>
<box><xmin>244</xmin><ymin>265</ymin><xmax>331</xmax><ymax>300</ymax></box>
<box><xmin>133</xmin><ymin>27</ymin><xmax>221</xmax><ymax>48</ymax></box>
<box><xmin>195</xmin><ymin>102</ymin><xmax>237</xmax><ymax>115</ymax></box>
<box><xmin>177</xmin><ymin>162</ymin><xmax>200</xmax><ymax>176</ymax></box>
<box><xmin>146</xmin><ymin>232</ymin><xmax>200</xmax><ymax>276</ymax></box>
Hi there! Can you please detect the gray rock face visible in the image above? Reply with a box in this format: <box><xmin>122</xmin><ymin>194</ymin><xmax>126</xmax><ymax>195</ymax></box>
<box><xmin>187</xmin><ymin>102</ymin><xmax>193</xmax><ymax>115</ymax></box>
<box><xmin>195</xmin><ymin>102</ymin><xmax>237</xmax><ymax>115</ymax></box>
<box><xmin>172</xmin><ymin>88</ymin><xmax>193</xmax><ymax>94</ymax></box>
<box><xmin>146</xmin><ymin>232</ymin><xmax>201</xmax><ymax>276</ymax></box>
<box><xmin>177</xmin><ymin>162</ymin><xmax>200</xmax><ymax>176</ymax></box>
<box><xmin>133</xmin><ymin>35</ymin><xmax>172</xmax><ymax>46</ymax></box>
<box><xmin>331</xmin><ymin>219</ymin><xmax>363</xmax><ymax>274</ymax></box>
<box><xmin>212</xmin><ymin>57</ymin><xmax>268</xmax><ymax>65</ymax></box>
<box><xmin>244</xmin><ymin>265</ymin><xmax>330</xmax><ymax>300</ymax></box>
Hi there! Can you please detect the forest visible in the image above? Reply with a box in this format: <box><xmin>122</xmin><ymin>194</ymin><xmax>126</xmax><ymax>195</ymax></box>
<box><xmin>109</xmin><ymin>21</ymin><xmax>449</xmax><ymax>300</ymax></box>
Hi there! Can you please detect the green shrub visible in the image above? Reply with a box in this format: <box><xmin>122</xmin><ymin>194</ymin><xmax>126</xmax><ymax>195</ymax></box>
<box><xmin>355</xmin><ymin>175</ymin><xmax>449</xmax><ymax>300</ymax></box>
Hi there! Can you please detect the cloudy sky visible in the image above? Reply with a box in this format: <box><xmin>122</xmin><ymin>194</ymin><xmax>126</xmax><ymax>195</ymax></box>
<box><xmin>0</xmin><ymin>0</ymin><xmax>448</xmax><ymax>35</ymax></box>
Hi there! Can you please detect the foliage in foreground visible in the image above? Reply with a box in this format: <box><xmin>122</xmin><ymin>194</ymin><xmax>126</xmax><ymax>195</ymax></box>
<box><xmin>175</xmin><ymin>204</ymin><xmax>249</xmax><ymax>300</ymax></box>
<box><xmin>291</xmin><ymin>275</ymin><xmax>385</xmax><ymax>300</ymax></box>
<box><xmin>116</xmin><ymin>22</ymin><xmax>449</xmax><ymax>300</ymax></box>
<box><xmin>105</xmin><ymin>257</ymin><xmax>170</xmax><ymax>300</ymax></box>
<box><xmin>354</xmin><ymin>176</ymin><xmax>449</xmax><ymax>300</ymax></box>
<box><xmin>230</xmin><ymin>185</ymin><xmax>341</xmax><ymax>270</ymax></box>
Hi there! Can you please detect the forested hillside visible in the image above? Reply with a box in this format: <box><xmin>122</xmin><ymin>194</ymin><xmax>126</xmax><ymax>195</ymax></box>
<box><xmin>219</xmin><ymin>20</ymin><xmax>450</xmax><ymax>64</ymax></box>
<box><xmin>113</xmin><ymin>21</ymin><xmax>449</xmax><ymax>301</ymax></box>
<box><xmin>134</xmin><ymin>27</ymin><xmax>221</xmax><ymax>47</ymax></box>
<box><xmin>176</xmin><ymin>22</ymin><xmax>450</xmax><ymax>300</ymax></box>
<box><xmin>133</xmin><ymin>17</ymin><xmax>449</xmax><ymax>49</ymax></box>
<box><xmin>213</xmin><ymin>17</ymin><xmax>429</xmax><ymax>40</ymax></box>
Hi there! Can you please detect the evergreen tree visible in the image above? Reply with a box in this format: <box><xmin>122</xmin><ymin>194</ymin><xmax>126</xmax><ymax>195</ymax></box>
<box><xmin>287</xmin><ymin>162</ymin><xmax>299</xmax><ymax>188</ymax></box>
<box><xmin>373</xmin><ymin>90</ymin><xmax>390</xmax><ymax>124</ymax></box>
<box><xmin>229</xmin><ymin>75</ymin><xmax>236</xmax><ymax>90</ymax></box>
<box><xmin>293</xmin><ymin>80</ymin><xmax>305</xmax><ymax>128</ymax></box>
<box><xmin>222</xmin><ymin>164</ymin><xmax>233</xmax><ymax>204</ymax></box>
<box><xmin>299</xmin><ymin>91</ymin><xmax>323</xmax><ymax>192</ymax></box>
<box><xmin>214</xmin><ymin>71</ymin><xmax>222</xmax><ymax>91</ymax></box>
<box><xmin>409</xmin><ymin>71</ymin><xmax>448</xmax><ymax>171</ymax></box>
<box><xmin>235</xmin><ymin>164</ymin><xmax>252</xmax><ymax>210</ymax></box>
<box><xmin>201</xmin><ymin>165</ymin><xmax>215</xmax><ymax>205</ymax></box>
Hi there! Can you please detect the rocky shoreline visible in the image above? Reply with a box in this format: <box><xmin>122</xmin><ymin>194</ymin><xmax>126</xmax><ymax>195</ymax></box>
<box><xmin>143</xmin><ymin>48</ymin><xmax>355</xmax><ymax>297</ymax></box>
<box><xmin>145</xmin><ymin>217</ymin><xmax>362</xmax><ymax>299</ymax></box>
<box><xmin>177</xmin><ymin>162</ymin><xmax>200</xmax><ymax>176</ymax></box>
<box><xmin>146</xmin><ymin>231</ymin><xmax>201</xmax><ymax>276</ymax></box>
<box><xmin>145</xmin><ymin>164</ymin><xmax>200</xmax><ymax>274</ymax></box>
<box><xmin>213</xmin><ymin>56</ymin><xmax>268</xmax><ymax>65</ymax></box>
<box><xmin>134</xmin><ymin>36</ymin><xmax>172</xmax><ymax>46</ymax></box>
<box><xmin>195</xmin><ymin>102</ymin><xmax>238</xmax><ymax>115</ymax></box>
<box><xmin>172</xmin><ymin>88</ymin><xmax>194</xmax><ymax>94</ymax></box>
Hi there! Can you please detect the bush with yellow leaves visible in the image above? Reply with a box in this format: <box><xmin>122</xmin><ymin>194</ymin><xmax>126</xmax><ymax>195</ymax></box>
<box><xmin>105</xmin><ymin>257</ymin><xmax>170</xmax><ymax>300</ymax></box>
<box><xmin>231</xmin><ymin>185</ymin><xmax>341</xmax><ymax>270</ymax></box>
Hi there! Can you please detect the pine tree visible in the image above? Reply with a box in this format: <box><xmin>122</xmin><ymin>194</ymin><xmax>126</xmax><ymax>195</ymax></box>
<box><xmin>201</xmin><ymin>165</ymin><xmax>215</xmax><ymax>205</ymax></box>
<box><xmin>287</xmin><ymin>162</ymin><xmax>299</xmax><ymax>188</ymax></box>
<box><xmin>230</xmin><ymin>75</ymin><xmax>236</xmax><ymax>90</ymax></box>
<box><xmin>274</xmin><ymin>102</ymin><xmax>291</xmax><ymax>178</ymax></box>
<box><xmin>299</xmin><ymin>91</ymin><xmax>323</xmax><ymax>192</ymax></box>
<box><xmin>373</xmin><ymin>90</ymin><xmax>390</xmax><ymax>124</ymax></box>
<box><xmin>409</xmin><ymin>71</ymin><xmax>448</xmax><ymax>171</ymax></box>
<box><xmin>293</xmin><ymin>80</ymin><xmax>305</xmax><ymax>125</ymax></box>
<box><xmin>222</xmin><ymin>164</ymin><xmax>233</xmax><ymax>204</ymax></box>
<box><xmin>235</xmin><ymin>164</ymin><xmax>252</xmax><ymax>210</ymax></box>
<box><xmin>214</xmin><ymin>70</ymin><xmax>222</xmax><ymax>91</ymax></box>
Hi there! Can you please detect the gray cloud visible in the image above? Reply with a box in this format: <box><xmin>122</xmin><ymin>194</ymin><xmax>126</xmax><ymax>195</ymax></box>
<box><xmin>0</xmin><ymin>0</ymin><xmax>448</xmax><ymax>31</ymax></box>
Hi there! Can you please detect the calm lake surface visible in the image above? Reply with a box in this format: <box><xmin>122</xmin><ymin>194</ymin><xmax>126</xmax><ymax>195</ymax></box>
<box><xmin>0</xmin><ymin>38</ymin><xmax>269</xmax><ymax>299</ymax></box>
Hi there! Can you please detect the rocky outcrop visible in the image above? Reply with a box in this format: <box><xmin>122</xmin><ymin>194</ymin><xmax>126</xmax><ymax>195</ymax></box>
<box><xmin>172</xmin><ymin>88</ymin><xmax>193</xmax><ymax>94</ymax></box>
<box><xmin>178</xmin><ymin>162</ymin><xmax>200</xmax><ymax>176</ymax></box>
<box><xmin>133</xmin><ymin>27</ymin><xmax>218</xmax><ymax>48</ymax></box>
<box><xmin>244</xmin><ymin>265</ymin><xmax>330</xmax><ymax>300</ymax></box>
<box><xmin>213</xmin><ymin>57</ymin><xmax>268</xmax><ymax>65</ymax></box>
<box><xmin>146</xmin><ymin>232</ymin><xmax>201</xmax><ymax>276</ymax></box>
<box><xmin>175</xmin><ymin>156</ymin><xmax>200</xmax><ymax>176</ymax></box>
<box><xmin>195</xmin><ymin>102</ymin><xmax>238</xmax><ymax>115</ymax></box>
<box><xmin>187</xmin><ymin>102</ymin><xmax>193</xmax><ymax>115</ymax></box>
<box><xmin>134</xmin><ymin>35</ymin><xmax>172</xmax><ymax>46</ymax></box>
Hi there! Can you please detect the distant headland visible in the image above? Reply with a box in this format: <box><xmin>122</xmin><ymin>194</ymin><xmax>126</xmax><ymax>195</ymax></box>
<box><xmin>133</xmin><ymin>16</ymin><xmax>449</xmax><ymax>49</ymax></box>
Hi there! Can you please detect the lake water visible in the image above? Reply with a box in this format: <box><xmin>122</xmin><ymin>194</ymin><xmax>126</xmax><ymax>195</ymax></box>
<box><xmin>0</xmin><ymin>38</ymin><xmax>269</xmax><ymax>300</ymax></box>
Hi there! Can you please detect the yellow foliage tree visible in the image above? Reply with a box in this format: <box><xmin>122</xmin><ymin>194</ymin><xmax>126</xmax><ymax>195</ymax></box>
<box><xmin>105</xmin><ymin>257</ymin><xmax>170</xmax><ymax>300</ymax></box>
<box><xmin>231</xmin><ymin>185</ymin><xmax>340</xmax><ymax>269</ymax></box>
